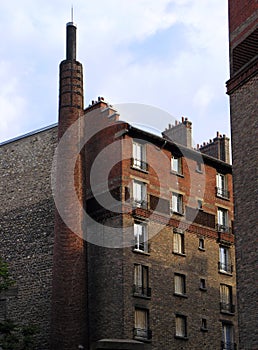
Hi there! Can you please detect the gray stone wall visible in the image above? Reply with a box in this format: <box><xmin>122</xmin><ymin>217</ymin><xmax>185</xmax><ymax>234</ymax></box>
<box><xmin>230</xmin><ymin>75</ymin><xmax>258</xmax><ymax>349</ymax></box>
<box><xmin>0</xmin><ymin>126</ymin><xmax>57</xmax><ymax>349</ymax></box>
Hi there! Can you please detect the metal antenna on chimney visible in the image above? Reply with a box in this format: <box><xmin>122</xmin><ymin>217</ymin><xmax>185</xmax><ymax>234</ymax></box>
<box><xmin>71</xmin><ymin>5</ymin><xmax>74</xmax><ymax>23</ymax></box>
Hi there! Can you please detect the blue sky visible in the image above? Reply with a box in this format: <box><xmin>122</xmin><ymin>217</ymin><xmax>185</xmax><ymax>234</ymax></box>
<box><xmin>0</xmin><ymin>0</ymin><xmax>230</xmax><ymax>146</ymax></box>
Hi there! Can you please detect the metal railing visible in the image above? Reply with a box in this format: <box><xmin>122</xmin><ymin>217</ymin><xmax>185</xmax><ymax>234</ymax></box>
<box><xmin>131</xmin><ymin>158</ymin><xmax>149</xmax><ymax>171</ymax></box>
<box><xmin>217</xmin><ymin>224</ymin><xmax>232</xmax><ymax>234</ymax></box>
<box><xmin>220</xmin><ymin>302</ymin><xmax>235</xmax><ymax>314</ymax></box>
<box><xmin>216</xmin><ymin>187</ymin><xmax>230</xmax><ymax>199</ymax></box>
<box><xmin>221</xmin><ymin>341</ymin><xmax>237</xmax><ymax>350</ymax></box>
<box><xmin>132</xmin><ymin>199</ymin><xmax>148</xmax><ymax>209</ymax></box>
<box><xmin>133</xmin><ymin>328</ymin><xmax>152</xmax><ymax>340</ymax></box>
<box><xmin>218</xmin><ymin>262</ymin><xmax>233</xmax><ymax>274</ymax></box>
<box><xmin>133</xmin><ymin>285</ymin><xmax>151</xmax><ymax>297</ymax></box>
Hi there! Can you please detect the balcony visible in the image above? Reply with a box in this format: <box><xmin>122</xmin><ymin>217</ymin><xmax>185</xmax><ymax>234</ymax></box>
<box><xmin>131</xmin><ymin>158</ymin><xmax>149</xmax><ymax>172</ymax></box>
<box><xmin>221</xmin><ymin>341</ymin><xmax>237</xmax><ymax>350</ymax></box>
<box><xmin>220</xmin><ymin>302</ymin><xmax>235</xmax><ymax>314</ymax></box>
<box><xmin>133</xmin><ymin>328</ymin><xmax>152</xmax><ymax>341</ymax></box>
<box><xmin>217</xmin><ymin>224</ymin><xmax>232</xmax><ymax>234</ymax></box>
<box><xmin>216</xmin><ymin>187</ymin><xmax>230</xmax><ymax>199</ymax></box>
<box><xmin>133</xmin><ymin>285</ymin><xmax>151</xmax><ymax>298</ymax></box>
<box><xmin>132</xmin><ymin>199</ymin><xmax>148</xmax><ymax>210</ymax></box>
<box><xmin>218</xmin><ymin>262</ymin><xmax>233</xmax><ymax>274</ymax></box>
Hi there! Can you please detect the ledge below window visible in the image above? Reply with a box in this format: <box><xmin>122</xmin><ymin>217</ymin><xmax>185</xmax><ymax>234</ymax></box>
<box><xmin>170</xmin><ymin>171</ymin><xmax>184</xmax><ymax>178</ymax></box>
<box><xmin>172</xmin><ymin>252</ymin><xmax>186</xmax><ymax>257</ymax></box>
<box><xmin>174</xmin><ymin>335</ymin><xmax>188</xmax><ymax>341</ymax></box>
<box><xmin>133</xmin><ymin>249</ymin><xmax>150</xmax><ymax>256</ymax></box>
<box><xmin>174</xmin><ymin>293</ymin><xmax>188</xmax><ymax>298</ymax></box>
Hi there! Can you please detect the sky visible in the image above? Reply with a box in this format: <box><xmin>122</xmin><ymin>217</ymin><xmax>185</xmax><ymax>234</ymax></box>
<box><xmin>0</xmin><ymin>0</ymin><xmax>231</xmax><ymax>146</ymax></box>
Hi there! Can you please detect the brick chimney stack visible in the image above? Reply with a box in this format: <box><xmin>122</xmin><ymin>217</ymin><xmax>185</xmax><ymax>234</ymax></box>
<box><xmin>51</xmin><ymin>21</ymin><xmax>87</xmax><ymax>350</ymax></box>
<box><xmin>162</xmin><ymin>117</ymin><xmax>192</xmax><ymax>148</ymax></box>
<box><xmin>199</xmin><ymin>132</ymin><xmax>230</xmax><ymax>163</ymax></box>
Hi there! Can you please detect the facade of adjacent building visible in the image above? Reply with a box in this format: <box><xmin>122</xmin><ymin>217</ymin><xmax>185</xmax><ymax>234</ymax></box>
<box><xmin>226</xmin><ymin>1</ymin><xmax>258</xmax><ymax>349</ymax></box>
<box><xmin>0</xmin><ymin>21</ymin><xmax>238</xmax><ymax>350</ymax></box>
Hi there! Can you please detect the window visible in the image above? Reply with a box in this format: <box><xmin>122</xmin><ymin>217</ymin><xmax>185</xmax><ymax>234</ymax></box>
<box><xmin>134</xmin><ymin>308</ymin><xmax>151</xmax><ymax>340</ymax></box>
<box><xmin>171</xmin><ymin>156</ymin><xmax>182</xmax><ymax>174</ymax></box>
<box><xmin>134</xmin><ymin>222</ymin><xmax>148</xmax><ymax>252</ymax></box>
<box><xmin>174</xmin><ymin>273</ymin><xmax>186</xmax><ymax>296</ymax></box>
<box><xmin>196</xmin><ymin>161</ymin><xmax>202</xmax><ymax>173</ymax></box>
<box><xmin>216</xmin><ymin>173</ymin><xmax>229</xmax><ymax>199</ymax></box>
<box><xmin>220</xmin><ymin>284</ymin><xmax>234</xmax><ymax>314</ymax></box>
<box><xmin>219</xmin><ymin>246</ymin><xmax>232</xmax><ymax>274</ymax></box>
<box><xmin>222</xmin><ymin>323</ymin><xmax>234</xmax><ymax>350</ymax></box>
<box><xmin>201</xmin><ymin>318</ymin><xmax>208</xmax><ymax>331</ymax></box>
<box><xmin>199</xmin><ymin>238</ymin><xmax>205</xmax><ymax>250</ymax></box>
<box><xmin>173</xmin><ymin>230</ymin><xmax>185</xmax><ymax>255</ymax></box>
<box><xmin>175</xmin><ymin>314</ymin><xmax>187</xmax><ymax>338</ymax></box>
<box><xmin>171</xmin><ymin>193</ymin><xmax>184</xmax><ymax>214</ymax></box>
<box><xmin>133</xmin><ymin>180</ymin><xmax>147</xmax><ymax>208</ymax></box>
<box><xmin>134</xmin><ymin>265</ymin><xmax>151</xmax><ymax>297</ymax></box>
<box><xmin>132</xmin><ymin>141</ymin><xmax>147</xmax><ymax>171</ymax></box>
<box><xmin>217</xmin><ymin>208</ymin><xmax>229</xmax><ymax>232</ymax></box>
<box><xmin>200</xmin><ymin>278</ymin><xmax>207</xmax><ymax>291</ymax></box>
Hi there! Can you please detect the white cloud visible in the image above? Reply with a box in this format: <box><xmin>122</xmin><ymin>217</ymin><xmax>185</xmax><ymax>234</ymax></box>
<box><xmin>0</xmin><ymin>0</ymin><xmax>230</xmax><ymax>145</ymax></box>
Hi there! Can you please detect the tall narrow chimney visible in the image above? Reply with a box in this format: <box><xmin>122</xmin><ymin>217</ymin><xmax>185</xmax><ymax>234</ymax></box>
<box><xmin>51</xmin><ymin>21</ymin><xmax>87</xmax><ymax>350</ymax></box>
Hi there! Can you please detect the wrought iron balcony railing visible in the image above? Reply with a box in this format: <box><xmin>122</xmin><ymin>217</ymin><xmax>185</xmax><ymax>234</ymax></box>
<box><xmin>133</xmin><ymin>328</ymin><xmax>152</xmax><ymax>340</ymax></box>
<box><xmin>218</xmin><ymin>262</ymin><xmax>233</xmax><ymax>274</ymax></box>
<box><xmin>132</xmin><ymin>199</ymin><xmax>148</xmax><ymax>209</ymax></box>
<box><xmin>221</xmin><ymin>341</ymin><xmax>237</xmax><ymax>350</ymax></box>
<box><xmin>220</xmin><ymin>302</ymin><xmax>235</xmax><ymax>314</ymax></box>
<box><xmin>217</xmin><ymin>224</ymin><xmax>232</xmax><ymax>234</ymax></box>
<box><xmin>133</xmin><ymin>284</ymin><xmax>151</xmax><ymax>297</ymax></box>
<box><xmin>216</xmin><ymin>187</ymin><xmax>230</xmax><ymax>199</ymax></box>
<box><xmin>131</xmin><ymin>158</ymin><xmax>149</xmax><ymax>172</ymax></box>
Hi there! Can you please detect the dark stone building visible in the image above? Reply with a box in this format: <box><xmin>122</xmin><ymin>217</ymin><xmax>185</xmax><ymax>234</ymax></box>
<box><xmin>226</xmin><ymin>1</ymin><xmax>258</xmax><ymax>349</ymax></box>
<box><xmin>0</xmin><ymin>20</ymin><xmax>238</xmax><ymax>350</ymax></box>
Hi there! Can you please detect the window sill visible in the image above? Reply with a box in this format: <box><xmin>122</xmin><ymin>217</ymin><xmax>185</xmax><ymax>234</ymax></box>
<box><xmin>131</xmin><ymin>165</ymin><xmax>149</xmax><ymax>174</ymax></box>
<box><xmin>170</xmin><ymin>171</ymin><xmax>184</xmax><ymax>178</ymax></box>
<box><xmin>133</xmin><ymin>293</ymin><xmax>151</xmax><ymax>300</ymax></box>
<box><xmin>172</xmin><ymin>252</ymin><xmax>186</xmax><ymax>257</ymax></box>
<box><xmin>174</xmin><ymin>293</ymin><xmax>187</xmax><ymax>298</ymax></box>
<box><xmin>171</xmin><ymin>211</ymin><xmax>184</xmax><ymax>217</ymax></box>
<box><xmin>199</xmin><ymin>287</ymin><xmax>207</xmax><ymax>292</ymax></box>
<box><xmin>195</xmin><ymin>169</ymin><xmax>203</xmax><ymax>174</ymax></box>
<box><xmin>216</xmin><ymin>195</ymin><xmax>230</xmax><ymax>201</ymax></box>
<box><xmin>219</xmin><ymin>270</ymin><xmax>233</xmax><ymax>276</ymax></box>
<box><xmin>174</xmin><ymin>335</ymin><xmax>188</xmax><ymax>341</ymax></box>
<box><xmin>133</xmin><ymin>249</ymin><xmax>150</xmax><ymax>256</ymax></box>
<box><xmin>220</xmin><ymin>310</ymin><xmax>235</xmax><ymax>316</ymax></box>
<box><xmin>134</xmin><ymin>337</ymin><xmax>152</xmax><ymax>343</ymax></box>
<box><xmin>200</xmin><ymin>327</ymin><xmax>208</xmax><ymax>332</ymax></box>
<box><xmin>198</xmin><ymin>247</ymin><xmax>206</xmax><ymax>252</ymax></box>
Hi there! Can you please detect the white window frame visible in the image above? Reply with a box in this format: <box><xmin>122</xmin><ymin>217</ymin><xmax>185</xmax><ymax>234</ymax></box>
<box><xmin>171</xmin><ymin>192</ymin><xmax>184</xmax><ymax>214</ymax></box>
<box><xmin>175</xmin><ymin>314</ymin><xmax>187</xmax><ymax>338</ymax></box>
<box><xmin>133</xmin><ymin>180</ymin><xmax>147</xmax><ymax>208</ymax></box>
<box><xmin>173</xmin><ymin>231</ymin><xmax>185</xmax><ymax>255</ymax></box>
<box><xmin>134</xmin><ymin>222</ymin><xmax>148</xmax><ymax>252</ymax></box>
<box><xmin>134</xmin><ymin>308</ymin><xmax>149</xmax><ymax>339</ymax></box>
<box><xmin>222</xmin><ymin>323</ymin><xmax>234</xmax><ymax>350</ymax></box>
<box><xmin>219</xmin><ymin>246</ymin><xmax>232</xmax><ymax>273</ymax></box>
<box><xmin>134</xmin><ymin>264</ymin><xmax>149</xmax><ymax>296</ymax></box>
<box><xmin>217</xmin><ymin>207</ymin><xmax>229</xmax><ymax>231</ymax></box>
<box><xmin>133</xmin><ymin>141</ymin><xmax>147</xmax><ymax>171</ymax></box>
<box><xmin>220</xmin><ymin>284</ymin><xmax>233</xmax><ymax>312</ymax></box>
<box><xmin>171</xmin><ymin>156</ymin><xmax>182</xmax><ymax>174</ymax></box>
<box><xmin>174</xmin><ymin>273</ymin><xmax>186</xmax><ymax>295</ymax></box>
<box><xmin>216</xmin><ymin>173</ymin><xmax>228</xmax><ymax>198</ymax></box>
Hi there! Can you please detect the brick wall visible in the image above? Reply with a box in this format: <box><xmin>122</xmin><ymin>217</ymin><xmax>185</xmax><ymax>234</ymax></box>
<box><xmin>0</xmin><ymin>127</ymin><xmax>57</xmax><ymax>349</ymax></box>
<box><xmin>229</xmin><ymin>75</ymin><xmax>258</xmax><ymax>349</ymax></box>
